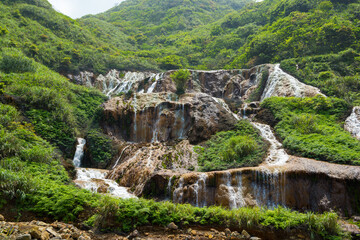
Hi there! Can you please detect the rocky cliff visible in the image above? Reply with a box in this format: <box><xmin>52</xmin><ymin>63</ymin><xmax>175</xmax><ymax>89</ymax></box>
<box><xmin>69</xmin><ymin>64</ymin><xmax>360</xmax><ymax>216</ymax></box>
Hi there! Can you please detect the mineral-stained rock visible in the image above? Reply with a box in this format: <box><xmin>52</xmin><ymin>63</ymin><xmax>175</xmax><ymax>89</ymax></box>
<box><xmin>16</xmin><ymin>234</ymin><xmax>31</xmax><ymax>240</ymax></box>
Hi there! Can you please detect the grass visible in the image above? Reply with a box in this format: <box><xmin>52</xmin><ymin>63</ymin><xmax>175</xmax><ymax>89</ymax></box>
<box><xmin>195</xmin><ymin>120</ymin><xmax>267</xmax><ymax>171</ymax></box>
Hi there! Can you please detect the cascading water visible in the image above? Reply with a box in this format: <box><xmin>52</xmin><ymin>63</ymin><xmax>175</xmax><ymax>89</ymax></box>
<box><xmin>251</xmin><ymin>122</ymin><xmax>289</xmax><ymax>165</ymax></box>
<box><xmin>73</xmin><ymin>138</ymin><xmax>86</xmax><ymax>168</ymax></box>
<box><xmin>151</xmin><ymin>104</ymin><xmax>164</xmax><ymax>142</ymax></box>
<box><xmin>242</xmin><ymin>103</ymin><xmax>248</xmax><ymax>119</ymax></box>
<box><xmin>112</xmin><ymin>145</ymin><xmax>131</xmax><ymax>169</ymax></box>
<box><xmin>223</xmin><ymin>172</ymin><xmax>245</xmax><ymax>209</ymax></box>
<box><xmin>147</xmin><ymin>73</ymin><xmax>164</xmax><ymax>93</ymax></box>
<box><xmin>72</xmin><ymin>138</ymin><xmax>135</xmax><ymax>199</ymax></box>
<box><xmin>252</xmin><ymin>168</ymin><xmax>286</xmax><ymax>208</ymax></box>
<box><xmin>193</xmin><ymin>173</ymin><xmax>207</xmax><ymax>207</ymax></box>
<box><xmin>173</xmin><ymin>178</ymin><xmax>185</xmax><ymax>203</ymax></box>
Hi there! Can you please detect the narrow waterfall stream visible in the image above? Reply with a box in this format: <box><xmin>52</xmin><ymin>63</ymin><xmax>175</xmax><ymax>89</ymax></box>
<box><xmin>251</xmin><ymin>122</ymin><xmax>289</xmax><ymax>166</ymax></box>
<box><xmin>72</xmin><ymin>138</ymin><xmax>136</xmax><ymax>198</ymax></box>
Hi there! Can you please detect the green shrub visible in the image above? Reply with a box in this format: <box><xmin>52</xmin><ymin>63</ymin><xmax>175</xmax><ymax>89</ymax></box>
<box><xmin>0</xmin><ymin>50</ymin><xmax>36</xmax><ymax>73</ymax></box>
<box><xmin>170</xmin><ymin>69</ymin><xmax>190</xmax><ymax>95</ymax></box>
<box><xmin>196</xmin><ymin>120</ymin><xmax>267</xmax><ymax>171</ymax></box>
<box><xmin>85</xmin><ymin>129</ymin><xmax>113</xmax><ymax>168</ymax></box>
<box><xmin>223</xmin><ymin>135</ymin><xmax>257</xmax><ymax>162</ymax></box>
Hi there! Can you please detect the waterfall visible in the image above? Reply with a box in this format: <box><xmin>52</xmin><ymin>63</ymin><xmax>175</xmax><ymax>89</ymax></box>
<box><xmin>252</xmin><ymin>168</ymin><xmax>286</xmax><ymax>208</ymax></box>
<box><xmin>133</xmin><ymin>94</ymin><xmax>138</xmax><ymax>142</ymax></box>
<box><xmin>73</xmin><ymin>138</ymin><xmax>86</xmax><ymax>168</ymax></box>
<box><xmin>167</xmin><ymin>177</ymin><xmax>172</xmax><ymax>199</ymax></box>
<box><xmin>193</xmin><ymin>173</ymin><xmax>207</xmax><ymax>207</ymax></box>
<box><xmin>152</xmin><ymin>104</ymin><xmax>163</xmax><ymax>142</ymax></box>
<box><xmin>213</xmin><ymin>97</ymin><xmax>240</xmax><ymax>121</ymax></box>
<box><xmin>243</xmin><ymin>103</ymin><xmax>248</xmax><ymax>119</ymax></box>
<box><xmin>344</xmin><ymin>106</ymin><xmax>360</xmax><ymax>140</ymax></box>
<box><xmin>112</xmin><ymin>145</ymin><xmax>131</xmax><ymax>169</ymax></box>
<box><xmin>174</xmin><ymin>103</ymin><xmax>186</xmax><ymax>139</ymax></box>
<box><xmin>260</xmin><ymin>64</ymin><xmax>323</xmax><ymax>101</ymax></box>
<box><xmin>223</xmin><ymin>172</ymin><xmax>245</xmax><ymax>209</ymax></box>
<box><xmin>251</xmin><ymin>122</ymin><xmax>289</xmax><ymax>165</ymax></box>
<box><xmin>72</xmin><ymin>138</ymin><xmax>135</xmax><ymax>199</ymax></box>
<box><xmin>147</xmin><ymin>73</ymin><xmax>163</xmax><ymax>93</ymax></box>
<box><xmin>173</xmin><ymin>177</ymin><xmax>185</xmax><ymax>203</ymax></box>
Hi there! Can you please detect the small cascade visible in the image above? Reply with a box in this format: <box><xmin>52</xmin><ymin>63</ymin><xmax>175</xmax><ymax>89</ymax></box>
<box><xmin>133</xmin><ymin>94</ymin><xmax>138</xmax><ymax>142</ymax></box>
<box><xmin>251</xmin><ymin>122</ymin><xmax>289</xmax><ymax>165</ymax></box>
<box><xmin>112</xmin><ymin>145</ymin><xmax>131</xmax><ymax>169</ymax></box>
<box><xmin>193</xmin><ymin>173</ymin><xmax>208</xmax><ymax>207</ymax></box>
<box><xmin>167</xmin><ymin>177</ymin><xmax>172</xmax><ymax>199</ymax></box>
<box><xmin>72</xmin><ymin>138</ymin><xmax>135</xmax><ymax>199</ymax></box>
<box><xmin>252</xmin><ymin>168</ymin><xmax>286</xmax><ymax>208</ymax></box>
<box><xmin>213</xmin><ymin>97</ymin><xmax>240</xmax><ymax>121</ymax></box>
<box><xmin>147</xmin><ymin>73</ymin><xmax>164</xmax><ymax>93</ymax></box>
<box><xmin>151</xmin><ymin>104</ymin><xmax>164</xmax><ymax>142</ymax></box>
<box><xmin>242</xmin><ymin>103</ymin><xmax>248</xmax><ymax>119</ymax></box>
<box><xmin>221</xmin><ymin>172</ymin><xmax>245</xmax><ymax>209</ymax></box>
<box><xmin>173</xmin><ymin>177</ymin><xmax>185</xmax><ymax>203</ymax></box>
<box><xmin>73</xmin><ymin>138</ymin><xmax>86</xmax><ymax>168</ymax></box>
<box><xmin>344</xmin><ymin>106</ymin><xmax>360</xmax><ymax>140</ymax></box>
<box><xmin>174</xmin><ymin>103</ymin><xmax>187</xmax><ymax>139</ymax></box>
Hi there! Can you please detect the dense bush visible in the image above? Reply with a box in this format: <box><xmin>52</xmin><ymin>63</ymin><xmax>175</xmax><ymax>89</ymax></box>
<box><xmin>195</xmin><ymin>120</ymin><xmax>267</xmax><ymax>171</ymax></box>
<box><xmin>1</xmin><ymin>50</ymin><xmax>106</xmax><ymax>156</ymax></box>
<box><xmin>261</xmin><ymin>96</ymin><xmax>360</xmax><ymax>165</ymax></box>
<box><xmin>0</xmin><ymin>49</ymin><xmax>36</xmax><ymax>73</ymax></box>
<box><xmin>85</xmin><ymin>129</ymin><xmax>114</xmax><ymax>168</ymax></box>
<box><xmin>170</xmin><ymin>69</ymin><xmax>190</xmax><ymax>94</ymax></box>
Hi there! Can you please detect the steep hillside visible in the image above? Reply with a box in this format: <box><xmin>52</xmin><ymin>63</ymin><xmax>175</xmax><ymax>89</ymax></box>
<box><xmin>0</xmin><ymin>0</ymin><xmax>158</xmax><ymax>73</ymax></box>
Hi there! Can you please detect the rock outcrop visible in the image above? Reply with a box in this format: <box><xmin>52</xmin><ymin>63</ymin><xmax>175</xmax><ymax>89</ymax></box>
<box><xmin>101</xmin><ymin>92</ymin><xmax>238</xmax><ymax>144</ymax></box>
<box><xmin>345</xmin><ymin>106</ymin><xmax>360</xmax><ymax>139</ymax></box>
<box><xmin>149</xmin><ymin>156</ymin><xmax>360</xmax><ymax>215</ymax></box>
<box><xmin>69</xmin><ymin>64</ymin><xmax>323</xmax><ymax>101</ymax></box>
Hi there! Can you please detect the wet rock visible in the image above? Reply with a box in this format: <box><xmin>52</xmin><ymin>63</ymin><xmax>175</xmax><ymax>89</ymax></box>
<box><xmin>16</xmin><ymin>234</ymin><xmax>31</xmax><ymax>240</ymax></box>
<box><xmin>191</xmin><ymin>230</ymin><xmax>197</xmax><ymax>236</ymax></box>
<box><xmin>30</xmin><ymin>227</ymin><xmax>42</xmax><ymax>239</ymax></box>
<box><xmin>241</xmin><ymin>230</ymin><xmax>251</xmax><ymax>239</ymax></box>
<box><xmin>224</xmin><ymin>228</ymin><xmax>231</xmax><ymax>237</ymax></box>
<box><xmin>167</xmin><ymin>222</ymin><xmax>178</xmax><ymax>230</ymax></box>
<box><xmin>127</xmin><ymin>229</ymin><xmax>139</xmax><ymax>239</ymax></box>
<box><xmin>0</xmin><ymin>214</ymin><xmax>4</xmax><ymax>221</ymax></box>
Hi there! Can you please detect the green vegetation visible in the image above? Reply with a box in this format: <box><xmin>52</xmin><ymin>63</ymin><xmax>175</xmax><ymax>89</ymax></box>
<box><xmin>0</xmin><ymin>103</ymin><xmax>344</xmax><ymax>239</ymax></box>
<box><xmin>0</xmin><ymin>48</ymin><xmax>106</xmax><ymax>155</ymax></box>
<box><xmin>170</xmin><ymin>69</ymin><xmax>191</xmax><ymax>94</ymax></box>
<box><xmin>195</xmin><ymin>120</ymin><xmax>267</xmax><ymax>171</ymax></box>
<box><xmin>261</xmin><ymin>96</ymin><xmax>360</xmax><ymax>165</ymax></box>
<box><xmin>281</xmin><ymin>49</ymin><xmax>360</xmax><ymax>105</ymax></box>
<box><xmin>84</xmin><ymin>129</ymin><xmax>114</xmax><ymax>168</ymax></box>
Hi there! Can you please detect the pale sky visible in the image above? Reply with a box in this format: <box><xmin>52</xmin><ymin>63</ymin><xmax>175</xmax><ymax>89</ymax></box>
<box><xmin>48</xmin><ymin>0</ymin><xmax>123</xmax><ymax>19</ymax></box>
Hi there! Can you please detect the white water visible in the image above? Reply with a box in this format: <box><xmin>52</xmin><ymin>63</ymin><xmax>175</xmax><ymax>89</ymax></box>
<box><xmin>213</xmin><ymin>97</ymin><xmax>240</xmax><ymax>121</ymax></box>
<box><xmin>224</xmin><ymin>172</ymin><xmax>245</xmax><ymax>209</ymax></box>
<box><xmin>344</xmin><ymin>106</ymin><xmax>360</xmax><ymax>140</ymax></box>
<box><xmin>260</xmin><ymin>64</ymin><xmax>322</xmax><ymax>101</ymax></box>
<box><xmin>75</xmin><ymin>168</ymin><xmax>135</xmax><ymax>198</ymax></box>
<box><xmin>147</xmin><ymin>73</ymin><xmax>164</xmax><ymax>93</ymax></box>
<box><xmin>251</xmin><ymin>122</ymin><xmax>289</xmax><ymax>165</ymax></box>
<box><xmin>173</xmin><ymin>177</ymin><xmax>184</xmax><ymax>203</ymax></box>
<box><xmin>193</xmin><ymin>173</ymin><xmax>207</xmax><ymax>207</ymax></box>
<box><xmin>167</xmin><ymin>177</ymin><xmax>172</xmax><ymax>199</ymax></box>
<box><xmin>151</xmin><ymin>104</ymin><xmax>164</xmax><ymax>142</ymax></box>
<box><xmin>73</xmin><ymin>138</ymin><xmax>86</xmax><ymax>168</ymax></box>
<box><xmin>72</xmin><ymin>138</ymin><xmax>135</xmax><ymax>199</ymax></box>
<box><xmin>112</xmin><ymin>145</ymin><xmax>131</xmax><ymax>169</ymax></box>
<box><xmin>242</xmin><ymin>103</ymin><xmax>248</xmax><ymax>119</ymax></box>
<box><xmin>252</xmin><ymin>168</ymin><xmax>286</xmax><ymax>208</ymax></box>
